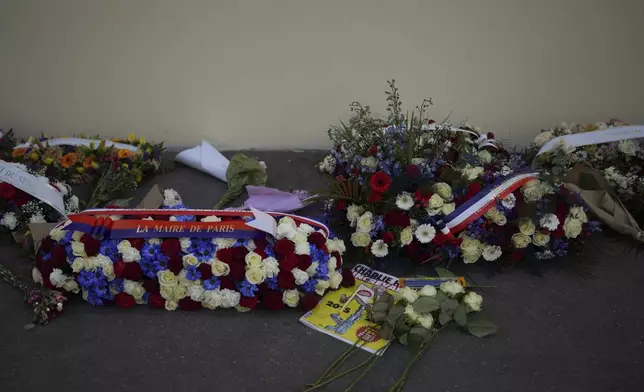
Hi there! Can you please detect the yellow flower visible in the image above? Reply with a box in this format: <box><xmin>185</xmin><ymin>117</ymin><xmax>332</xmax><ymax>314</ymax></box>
<box><xmin>76</xmin><ymin>166</ymin><xmax>85</xmax><ymax>173</ymax></box>
<box><xmin>139</xmin><ymin>136</ymin><xmax>146</xmax><ymax>144</ymax></box>
<box><xmin>43</xmin><ymin>157</ymin><xmax>54</xmax><ymax>165</ymax></box>
<box><xmin>29</xmin><ymin>152</ymin><xmax>40</xmax><ymax>161</ymax></box>
<box><xmin>128</xmin><ymin>133</ymin><xmax>136</xmax><ymax>143</ymax></box>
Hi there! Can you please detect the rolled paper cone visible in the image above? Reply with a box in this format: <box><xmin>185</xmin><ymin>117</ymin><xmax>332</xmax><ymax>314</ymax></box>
<box><xmin>175</xmin><ymin>140</ymin><xmax>230</xmax><ymax>182</ymax></box>
<box><xmin>245</xmin><ymin>185</ymin><xmax>304</xmax><ymax>213</ymax></box>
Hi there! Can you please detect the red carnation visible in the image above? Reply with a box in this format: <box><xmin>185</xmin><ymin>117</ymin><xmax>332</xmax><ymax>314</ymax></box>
<box><xmin>39</xmin><ymin>237</ymin><xmax>54</xmax><ymax>253</ymax></box>
<box><xmin>299</xmin><ymin>293</ymin><xmax>321</xmax><ymax>311</ymax></box>
<box><xmin>50</xmin><ymin>246</ymin><xmax>67</xmax><ymax>268</ymax></box>
<box><xmin>384</xmin><ymin>210</ymin><xmax>410</xmax><ymax>228</ymax></box>
<box><xmin>341</xmin><ymin>269</ymin><xmax>356</xmax><ymax>287</ymax></box>
<box><xmin>369</xmin><ymin>171</ymin><xmax>391</xmax><ymax>193</ymax></box>
<box><xmin>404</xmin><ymin>240</ymin><xmax>421</xmax><ymax>261</ymax></box>
<box><xmin>280</xmin><ymin>253</ymin><xmax>300</xmax><ymax>271</ymax></box>
<box><xmin>331</xmin><ymin>251</ymin><xmax>342</xmax><ymax>267</ymax></box>
<box><xmin>277</xmin><ymin>270</ymin><xmax>296</xmax><ymax>290</ymax></box>
<box><xmin>168</xmin><ymin>255</ymin><xmax>183</xmax><ymax>274</ymax></box>
<box><xmin>274</xmin><ymin>238</ymin><xmax>295</xmax><ymax>257</ymax></box>
<box><xmin>240</xmin><ymin>296</ymin><xmax>259</xmax><ymax>309</ymax></box>
<box><xmin>0</xmin><ymin>183</ymin><xmax>16</xmax><ymax>200</ymax></box>
<box><xmin>142</xmin><ymin>279</ymin><xmax>160</xmax><ymax>294</ymax></box>
<box><xmin>335</xmin><ymin>200</ymin><xmax>347</xmax><ymax>210</ymax></box>
<box><xmin>122</xmin><ymin>262</ymin><xmax>143</xmax><ymax>281</ymax></box>
<box><xmin>197</xmin><ymin>263</ymin><xmax>213</xmax><ymax>280</ymax></box>
<box><xmin>262</xmin><ymin>291</ymin><xmax>285</xmax><ymax>311</ymax></box>
<box><xmin>216</xmin><ymin>248</ymin><xmax>234</xmax><ymax>264</ymax></box>
<box><xmin>368</xmin><ymin>192</ymin><xmax>383</xmax><ymax>203</ymax></box>
<box><xmin>13</xmin><ymin>190</ymin><xmax>30</xmax><ymax>207</ymax></box>
<box><xmin>298</xmin><ymin>254</ymin><xmax>313</xmax><ymax>271</ymax></box>
<box><xmin>381</xmin><ymin>232</ymin><xmax>394</xmax><ymax>244</ymax></box>
<box><xmin>220</xmin><ymin>276</ymin><xmax>236</xmax><ymax>290</ymax></box>
<box><xmin>406</xmin><ymin>164</ymin><xmax>421</xmax><ymax>178</ymax></box>
<box><xmin>229</xmin><ymin>263</ymin><xmax>245</xmax><ymax>281</ymax></box>
<box><xmin>115</xmin><ymin>293</ymin><xmax>136</xmax><ymax>308</ymax></box>
<box><xmin>254</xmin><ymin>237</ymin><xmax>268</xmax><ymax>251</ymax></box>
<box><xmin>113</xmin><ymin>260</ymin><xmax>125</xmax><ymax>277</ymax></box>
<box><xmin>178</xmin><ymin>298</ymin><xmax>201</xmax><ymax>311</ymax></box>
<box><xmin>80</xmin><ymin>234</ymin><xmax>101</xmax><ymax>257</ymax></box>
<box><xmin>129</xmin><ymin>239</ymin><xmax>145</xmax><ymax>251</ymax></box>
<box><xmin>148</xmin><ymin>293</ymin><xmax>165</xmax><ymax>309</ymax></box>
<box><xmin>367</xmin><ymin>145</ymin><xmax>378</xmax><ymax>156</ymax></box>
<box><xmin>161</xmin><ymin>238</ymin><xmax>181</xmax><ymax>255</ymax></box>
<box><xmin>308</xmin><ymin>232</ymin><xmax>326</xmax><ymax>248</ymax></box>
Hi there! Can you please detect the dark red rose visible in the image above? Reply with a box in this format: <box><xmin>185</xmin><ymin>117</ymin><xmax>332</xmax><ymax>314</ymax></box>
<box><xmin>13</xmin><ymin>190</ymin><xmax>30</xmax><ymax>207</ymax></box>
<box><xmin>178</xmin><ymin>298</ymin><xmax>201</xmax><ymax>311</ymax></box>
<box><xmin>331</xmin><ymin>251</ymin><xmax>342</xmax><ymax>268</ymax></box>
<box><xmin>115</xmin><ymin>293</ymin><xmax>136</xmax><ymax>308</ymax></box>
<box><xmin>39</xmin><ymin>237</ymin><xmax>54</xmax><ymax>253</ymax></box>
<box><xmin>335</xmin><ymin>200</ymin><xmax>347</xmax><ymax>210</ymax></box>
<box><xmin>240</xmin><ymin>296</ymin><xmax>259</xmax><ymax>309</ymax></box>
<box><xmin>197</xmin><ymin>263</ymin><xmax>213</xmax><ymax>280</ymax></box>
<box><xmin>465</xmin><ymin>182</ymin><xmax>482</xmax><ymax>201</ymax></box>
<box><xmin>341</xmin><ymin>269</ymin><xmax>356</xmax><ymax>288</ymax></box>
<box><xmin>257</xmin><ymin>282</ymin><xmax>270</xmax><ymax>296</ymax></box>
<box><xmin>220</xmin><ymin>276</ymin><xmax>235</xmax><ymax>290</ymax></box>
<box><xmin>308</xmin><ymin>232</ymin><xmax>326</xmax><ymax>248</ymax></box>
<box><xmin>299</xmin><ymin>293</ymin><xmax>321</xmax><ymax>311</ymax></box>
<box><xmin>404</xmin><ymin>240</ymin><xmax>421</xmax><ymax>261</ymax></box>
<box><xmin>168</xmin><ymin>255</ymin><xmax>183</xmax><ymax>274</ymax></box>
<box><xmin>229</xmin><ymin>263</ymin><xmax>245</xmax><ymax>281</ymax></box>
<box><xmin>35</xmin><ymin>254</ymin><xmax>44</xmax><ymax>269</ymax></box>
<box><xmin>368</xmin><ymin>145</ymin><xmax>378</xmax><ymax>156</ymax></box>
<box><xmin>406</xmin><ymin>164</ymin><xmax>421</xmax><ymax>178</ymax></box>
<box><xmin>233</xmin><ymin>247</ymin><xmax>249</xmax><ymax>261</ymax></box>
<box><xmin>50</xmin><ymin>246</ymin><xmax>67</xmax><ymax>269</ymax></box>
<box><xmin>381</xmin><ymin>232</ymin><xmax>394</xmax><ymax>244</ymax></box>
<box><xmin>552</xmin><ymin>228</ymin><xmax>565</xmax><ymax>239</ymax></box>
<box><xmin>368</xmin><ymin>192</ymin><xmax>383</xmax><ymax>203</ymax></box>
<box><xmin>280</xmin><ymin>253</ymin><xmax>300</xmax><ymax>271</ymax></box>
<box><xmin>298</xmin><ymin>254</ymin><xmax>313</xmax><ymax>271</ymax></box>
<box><xmin>274</xmin><ymin>238</ymin><xmax>295</xmax><ymax>257</ymax></box>
<box><xmin>384</xmin><ymin>210</ymin><xmax>410</xmax><ymax>228</ymax></box>
<box><xmin>277</xmin><ymin>270</ymin><xmax>296</xmax><ymax>290</ymax></box>
<box><xmin>122</xmin><ymin>262</ymin><xmax>143</xmax><ymax>281</ymax></box>
<box><xmin>510</xmin><ymin>250</ymin><xmax>525</xmax><ymax>262</ymax></box>
<box><xmin>129</xmin><ymin>239</ymin><xmax>145</xmax><ymax>251</ymax></box>
<box><xmin>80</xmin><ymin>234</ymin><xmax>101</xmax><ymax>257</ymax></box>
<box><xmin>142</xmin><ymin>279</ymin><xmax>160</xmax><ymax>294</ymax></box>
<box><xmin>161</xmin><ymin>238</ymin><xmax>181</xmax><ymax>255</ymax></box>
<box><xmin>148</xmin><ymin>293</ymin><xmax>165</xmax><ymax>308</ymax></box>
<box><xmin>262</xmin><ymin>291</ymin><xmax>285</xmax><ymax>311</ymax></box>
<box><xmin>113</xmin><ymin>260</ymin><xmax>125</xmax><ymax>277</ymax></box>
<box><xmin>556</xmin><ymin>202</ymin><xmax>568</xmax><ymax>221</ymax></box>
<box><xmin>216</xmin><ymin>248</ymin><xmax>234</xmax><ymax>264</ymax></box>
<box><xmin>0</xmin><ymin>183</ymin><xmax>16</xmax><ymax>200</ymax></box>
<box><xmin>255</xmin><ymin>247</ymin><xmax>267</xmax><ymax>259</ymax></box>
<box><xmin>254</xmin><ymin>236</ymin><xmax>268</xmax><ymax>250</ymax></box>
<box><xmin>369</xmin><ymin>171</ymin><xmax>391</xmax><ymax>193</ymax></box>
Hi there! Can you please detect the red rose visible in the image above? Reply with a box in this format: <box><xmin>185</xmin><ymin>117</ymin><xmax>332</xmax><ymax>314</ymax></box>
<box><xmin>178</xmin><ymin>298</ymin><xmax>201</xmax><ymax>310</ymax></box>
<box><xmin>308</xmin><ymin>232</ymin><xmax>326</xmax><ymax>248</ymax></box>
<box><xmin>229</xmin><ymin>263</ymin><xmax>245</xmax><ymax>281</ymax></box>
<box><xmin>39</xmin><ymin>237</ymin><xmax>54</xmax><ymax>253</ymax></box>
<box><xmin>13</xmin><ymin>190</ymin><xmax>30</xmax><ymax>207</ymax></box>
<box><xmin>0</xmin><ymin>183</ymin><xmax>16</xmax><ymax>200</ymax></box>
<box><xmin>129</xmin><ymin>239</ymin><xmax>145</xmax><ymax>251</ymax></box>
<box><xmin>381</xmin><ymin>232</ymin><xmax>394</xmax><ymax>244</ymax></box>
<box><xmin>35</xmin><ymin>254</ymin><xmax>44</xmax><ymax>269</ymax></box>
<box><xmin>335</xmin><ymin>200</ymin><xmax>347</xmax><ymax>210</ymax></box>
<box><xmin>197</xmin><ymin>263</ymin><xmax>213</xmax><ymax>280</ymax></box>
<box><xmin>161</xmin><ymin>239</ymin><xmax>181</xmax><ymax>255</ymax></box>
<box><xmin>240</xmin><ymin>296</ymin><xmax>259</xmax><ymax>309</ymax></box>
<box><xmin>406</xmin><ymin>164</ymin><xmax>421</xmax><ymax>178</ymax></box>
<box><xmin>331</xmin><ymin>251</ymin><xmax>342</xmax><ymax>267</ymax></box>
<box><xmin>50</xmin><ymin>246</ymin><xmax>67</xmax><ymax>269</ymax></box>
<box><xmin>277</xmin><ymin>270</ymin><xmax>296</xmax><ymax>290</ymax></box>
<box><xmin>233</xmin><ymin>247</ymin><xmax>249</xmax><ymax>262</ymax></box>
<box><xmin>552</xmin><ymin>228</ymin><xmax>565</xmax><ymax>239</ymax></box>
<box><xmin>257</xmin><ymin>282</ymin><xmax>270</xmax><ymax>296</ymax></box>
<box><xmin>299</xmin><ymin>293</ymin><xmax>321</xmax><ymax>311</ymax></box>
<box><xmin>298</xmin><ymin>254</ymin><xmax>312</xmax><ymax>271</ymax></box>
<box><xmin>122</xmin><ymin>262</ymin><xmax>143</xmax><ymax>281</ymax></box>
<box><xmin>113</xmin><ymin>260</ymin><xmax>125</xmax><ymax>277</ymax></box>
<box><xmin>465</xmin><ymin>182</ymin><xmax>482</xmax><ymax>201</ymax></box>
<box><xmin>148</xmin><ymin>293</ymin><xmax>165</xmax><ymax>308</ymax></box>
<box><xmin>280</xmin><ymin>253</ymin><xmax>300</xmax><ymax>271</ymax></box>
<box><xmin>142</xmin><ymin>279</ymin><xmax>160</xmax><ymax>294</ymax></box>
<box><xmin>367</xmin><ymin>145</ymin><xmax>378</xmax><ymax>156</ymax></box>
<box><xmin>168</xmin><ymin>255</ymin><xmax>183</xmax><ymax>274</ymax></box>
<box><xmin>262</xmin><ymin>291</ymin><xmax>285</xmax><ymax>310</ymax></box>
<box><xmin>274</xmin><ymin>238</ymin><xmax>295</xmax><ymax>257</ymax></box>
<box><xmin>368</xmin><ymin>192</ymin><xmax>383</xmax><ymax>203</ymax></box>
<box><xmin>384</xmin><ymin>210</ymin><xmax>410</xmax><ymax>228</ymax></box>
<box><xmin>115</xmin><ymin>293</ymin><xmax>136</xmax><ymax>308</ymax></box>
<box><xmin>369</xmin><ymin>171</ymin><xmax>391</xmax><ymax>193</ymax></box>
<box><xmin>220</xmin><ymin>276</ymin><xmax>235</xmax><ymax>290</ymax></box>
<box><xmin>404</xmin><ymin>240</ymin><xmax>421</xmax><ymax>261</ymax></box>
<box><xmin>510</xmin><ymin>250</ymin><xmax>525</xmax><ymax>262</ymax></box>
<box><xmin>80</xmin><ymin>234</ymin><xmax>101</xmax><ymax>257</ymax></box>
<box><xmin>254</xmin><ymin>237</ymin><xmax>268</xmax><ymax>251</ymax></box>
<box><xmin>216</xmin><ymin>248</ymin><xmax>234</xmax><ymax>264</ymax></box>
<box><xmin>341</xmin><ymin>269</ymin><xmax>356</xmax><ymax>288</ymax></box>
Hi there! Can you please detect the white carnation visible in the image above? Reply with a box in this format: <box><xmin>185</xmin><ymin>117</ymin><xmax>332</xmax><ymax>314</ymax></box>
<box><xmin>539</xmin><ymin>213</ymin><xmax>560</xmax><ymax>231</ymax></box>
<box><xmin>49</xmin><ymin>269</ymin><xmax>67</xmax><ymax>288</ymax></box>
<box><xmin>501</xmin><ymin>193</ymin><xmax>516</xmax><ymax>209</ymax></box>
<box><xmin>370</xmin><ymin>239</ymin><xmax>389</xmax><ymax>258</ymax></box>
<box><xmin>220</xmin><ymin>289</ymin><xmax>241</xmax><ymax>308</ymax></box>
<box><xmin>163</xmin><ymin>189</ymin><xmax>181</xmax><ymax>207</ymax></box>
<box><xmin>1</xmin><ymin>212</ymin><xmax>18</xmax><ymax>230</ymax></box>
<box><xmin>395</xmin><ymin>192</ymin><xmax>414</xmax><ymax>211</ymax></box>
<box><xmin>292</xmin><ymin>268</ymin><xmax>309</xmax><ymax>285</ymax></box>
<box><xmin>261</xmin><ymin>257</ymin><xmax>280</xmax><ymax>278</ymax></box>
<box><xmin>481</xmin><ymin>245</ymin><xmax>502</xmax><ymax>261</ymax></box>
<box><xmin>414</xmin><ymin>224</ymin><xmax>436</xmax><ymax>244</ymax></box>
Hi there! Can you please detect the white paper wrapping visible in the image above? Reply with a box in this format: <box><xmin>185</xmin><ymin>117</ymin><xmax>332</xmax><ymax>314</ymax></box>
<box><xmin>174</xmin><ymin>140</ymin><xmax>230</xmax><ymax>182</ymax></box>
<box><xmin>0</xmin><ymin>160</ymin><xmax>66</xmax><ymax>216</ymax></box>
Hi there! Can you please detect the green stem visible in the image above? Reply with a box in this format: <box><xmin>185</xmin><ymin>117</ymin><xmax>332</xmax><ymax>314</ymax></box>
<box><xmin>343</xmin><ymin>344</ymin><xmax>389</xmax><ymax>392</ymax></box>
<box><xmin>388</xmin><ymin>331</ymin><xmax>439</xmax><ymax>392</ymax></box>
<box><xmin>311</xmin><ymin>340</ymin><xmax>364</xmax><ymax>386</ymax></box>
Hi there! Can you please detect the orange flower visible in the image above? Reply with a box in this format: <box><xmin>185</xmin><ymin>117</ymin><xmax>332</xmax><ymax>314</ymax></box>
<box><xmin>83</xmin><ymin>156</ymin><xmax>96</xmax><ymax>169</ymax></box>
<box><xmin>117</xmin><ymin>149</ymin><xmax>134</xmax><ymax>159</ymax></box>
<box><xmin>60</xmin><ymin>152</ymin><xmax>78</xmax><ymax>168</ymax></box>
<box><xmin>12</xmin><ymin>148</ymin><xmax>27</xmax><ymax>158</ymax></box>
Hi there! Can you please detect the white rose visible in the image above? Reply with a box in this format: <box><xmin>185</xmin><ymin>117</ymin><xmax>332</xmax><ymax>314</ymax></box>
<box><xmin>292</xmin><ymin>268</ymin><xmax>309</xmax><ymax>285</ymax></box>
<box><xmin>49</xmin><ymin>269</ymin><xmax>66</xmax><ymax>288</ymax></box>
<box><xmin>124</xmin><ymin>280</ymin><xmax>145</xmax><ymax>300</ymax></box>
<box><xmin>172</xmin><ymin>284</ymin><xmax>189</xmax><ymax>301</ymax></box>
<box><xmin>511</xmin><ymin>233</ymin><xmax>531</xmax><ymax>248</ymax></box>
<box><xmin>518</xmin><ymin>217</ymin><xmax>536</xmax><ymax>236</ymax></box>
<box><xmin>188</xmin><ymin>285</ymin><xmax>206</xmax><ymax>302</ymax></box>
<box><xmin>160</xmin><ymin>285</ymin><xmax>175</xmax><ymax>300</ymax></box>
<box><xmin>370</xmin><ymin>239</ymin><xmax>388</xmax><ymax>258</ymax></box>
<box><xmin>292</xmin><ymin>233</ymin><xmax>308</xmax><ymax>245</ymax></box>
<box><xmin>351</xmin><ymin>231</ymin><xmax>371</xmax><ymax>248</ymax></box>
<box><xmin>404</xmin><ymin>304</ymin><xmax>420</xmax><ymax>323</ymax></box>
<box><xmin>117</xmin><ymin>240</ymin><xmax>132</xmax><ymax>253</ymax></box>
<box><xmin>121</xmin><ymin>246</ymin><xmax>141</xmax><ymax>263</ymax></box>
<box><xmin>441</xmin><ymin>202</ymin><xmax>456</xmax><ymax>215</ymax></box>
<box><xmin>202</xmin><ymin>290</ymin><xmax>222</xmax><ymax>309</ymax></box>
<box><xmin>71</xmin><ymin>241</ymin><xmax>86</xmax><ymax>257</ymax></box>
<box><xmin>157</xmin><ymin>270</ymin><xmax>179</xmax><ymax>287</ymax></box>
<box><xmin>522</xmin><ymin>180</ymin><xmax>544</xmax><ymax>203</ymax></box>
<box><xmin>276</xmin><ymin>222</ymin><xmax>297</xmax><ymax>239</ymax></box>
<box><xmin>102</xmin><ymin>263</ymin><xmax>115</xmax><ymax>281</ymax></box>
<box><xmin>399</xmin><ymin>227</ymin><xmax>413</xmax><ymax>246</ymax></box>
<box><xmin>297</xmin><ymin>223</ymin><xmax>315</xmax><ymax>235</ymax></box>
<box><xmin>245</xmin><ymin>252</ymin><xmax>263</xmax><ymax>268</ymax></box>
<box><xmin>395</xmin><ymin>192</ymin><xmax>414</xmax><ymax>210</ymax></box>
<box><xmin>462</xmin><ymin>252</ymin><xmax>481</xmax><ymax>264</ymax></box>
<box><xmin>306</xmin><ymin>261</ymin><xmax>319</xmax><ymax>277</ymax></box>
<box><xmin>501</xmin><ymin>193</ymin><xmax>516</xmax><ymax>209</ymax></box>
<box><xmin>180</xmin><ymin>238</ymin><xmax>192</xmax><ymax>250</ymax></box>
<box><xmin>200</xmin><ymin>215</ymin><xmax>221</xmax><ymax>222</ymax></box>
<box><xmin>439</xmin><ymin>281</ymin><xmax>465</xmax><ymax>297</ymax></box>
<box><xmin>71</xmin><ymin>257</ymin><xmax>86</xmax><ymax>273</ymax></box>
<box><xmin>211</xmin><ymin>260</ymin><xmax>231</xmax><ymax>276</ymax></box>
<box><xmin>433</xmin><ymin>182</ymin><xmax>453</xmax><ymax>201</ymax></box>
<box><xmin>182</xmin><ymin>253</ymin><xmax>200</xmax><ymax>267</ymax></box>
<box><xmin>463</xmin><ymin>165</ymin><xmax>484</xmax><ymax>181</ymax></box>
<box><xmin>282</xmin><ymin>289</ymin><xmax>300</xmax><ymax>308</ymax></box>
<box><xmin>214</xmin><ymin>238</ymin><xmax>236</xmax><ymax>249</ymax></box>
<box><xmin>563</xmin><ymin>217</ymin><xmax>583</xmax><ymax>239</ymax></box>
<box><xmin>62</xmin><ymin>279</ymin><xmax>79</xmax><ymax>293</ymax></box>
<box><xmin>568</xmin><ymin>206</ymin><xmax>588</xmax><ymax>223</ymax></box>
<box><xmin>478</xmin><ymin>150</ymin><xmax>492</xmax><ymax>165</ymax></box>
<box><xmin>328</xmin><ymin>271</ymin><xmax>343</xmax><ymax>289</ymax></box>
<box><xmin>356</xmin><ymin>212</ymin><xmax>373</xmax><ymax>233</ymax></box>
<box><xmin>48</xmin><ymin>226</ymin><xmax>67</xmax><ymax>242</ymax></box>
<box><xmin>494</xmin><ymin>214</ymin><xmax>507</xmax><ymax>226</ymax></box>
<box><xmin>165</xmin><ymin>299</ymin><xmax>178</xmax><ymax>311</ymax></box>
<box><xmin>533</xmin><ymin>131</ymin><xmax>554</xmax><ymax>147</ymax></box>
<box><xmin>460</xmin><ymin>236</ymin><xmax>482</xmax><ymax>264</ymax></box>
<box><xmin>419</xmin><ymin>285</ymin><xmax>437</xmax><ymax>297</ymax></box>
<box><xmin>314</xmin><ymin>280</ymin><xmax>330</xmax><ymax>296</ymax></box>
<box><xmin>532</xmin><ymin>232</ymin><xmax>551</xmax><ymax>247</ymax></box>
<box><xmin>427</xmin><ymin>194</ymin><xmax>444</xmax><ymax>209</ymax></box>
<box><xmin>295</xmin><ymin>241</ymin><xmax>311</xmax><ymax>255</ymax></box>
<box><xmin>463</xmin><ymin>291</ymin><xmax>483</xmax><ymax>312</ymax></box>
<box><xmin>245</xmin><ymin>267</ymin><xmax>266</xmax><ymax>285</ymax></box>
<box><xmin>401</xmin><ymin>286</ymin><xmax>420</xmax><ymax>304</ymax></box>
<box><xmin>417</xmin><ymin>314</ymin><xmax>434</xmax><ymax>330</ymax></box>
<box><xmin>261</xmin><ymin>257</ymin><xmax>280</xmax><ymax>278</ymax></box>
<box><xmin>346</xmin><ymin>204</ymin><xmax>365</xmax><ymax>226</ymax></box>
<box><xmin>72</xmin><ymin>231</ymin><xmax>84</xmax><ymax>242</ymax></box>
<box><xmin>326</xmin><ymin>238</ymin><xmax>346</xmax><ymax>254</ymax></box>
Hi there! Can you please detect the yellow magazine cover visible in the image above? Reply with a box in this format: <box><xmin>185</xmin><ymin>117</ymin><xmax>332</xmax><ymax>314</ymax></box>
<box><xmin>299</xmin><ymin>264</ymin><xmax>401</xmax><ymax>354</ymax></box>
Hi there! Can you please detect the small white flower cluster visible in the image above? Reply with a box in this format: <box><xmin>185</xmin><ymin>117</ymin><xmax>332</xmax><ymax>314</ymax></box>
<box><xmin>318</xmin><ymin>154</ymin><xmax>337</xmax><ymax>174</ymax></box>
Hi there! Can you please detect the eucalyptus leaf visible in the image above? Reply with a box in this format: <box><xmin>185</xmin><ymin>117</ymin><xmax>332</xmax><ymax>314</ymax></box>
<box><xmin>379</xmin><ymin>323</ymin><xmax>394</xmax><ymax>340</ymax></box>
<box><xmin>439</xmin><ymin>311</ymin><xmax>452</xmax><ymax>326</ymax></box>
<box><xmin>435</xmin><ymin>290</ymin><xmax>448</xmax><ymax>303</ymax></box>
<box><xmin>441</xmin><ymin>299</ymin><xmax>459</xmax><ymax>311</ymax></box>
<box><xmin>467</xmin><ymin>314</ymin><xmax>498</xmax><ymax>338</ymax></box>
<box><xmin>412</xmin><ymin>296</ymin><xmax>440</xmax><ymax>313</ymax></box>
<box><xmin>372</xmin><ymin>311</ymin><xmax>387</xmax><ymax>323</ymax></box>
<box><xmin>374</xmin><ymin>302</ymin><xmax>390</xmax><ymax>312</ymax></box>
<box><xmin>399</xmin><ymin>333</ymin><xmax>409</xmax><ymax>346</ymax></box>
<box><xmin>387</xmin><ymin>304</ymin><xmax>405</xmax><ymax>326</ymax></box>
<box><xmin>394</xmin><ymin>322</ymin><xmax>411</xmax><ymax>336</ymax></box>
<box><xmin>410</xmin><ymin>327</ymin><xmax>432</xmax><ymax>342</ymax></box>
<box><xmin>454</xmin><ymin>304</ymin><xmax>467</xmax><ymax>327</ymax></box>
<box><xmin>435</xmin><ymin>267</ymin><xmax>456</xmax><ymax>278</ymax></box>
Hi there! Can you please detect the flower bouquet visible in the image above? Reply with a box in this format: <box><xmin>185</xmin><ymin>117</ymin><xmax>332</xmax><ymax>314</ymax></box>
<box><xmin>32</xmin><ymin>188</ymin><xmax>355</xmax><ymax>312</ymax></box>
<box><xmin>317</xmin><ymin>81</ymin><xmax>601</xmax><ymax>270</ymax></box>
<box><xmin>0</xmin><ymin>128</ymin><xmax>16</xmax><ymax>161</ymax></box>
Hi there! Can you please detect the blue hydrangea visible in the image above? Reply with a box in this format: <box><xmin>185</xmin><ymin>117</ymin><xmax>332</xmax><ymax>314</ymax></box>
<box><xmin>238</xmin><ymin>280</ymin><xmax>258</xmax><ymax>297</ymax></box>
<box><xmin>301</xmin><ymin>279</ymin><xmax>317</xmax><ymax>293</ymax></box>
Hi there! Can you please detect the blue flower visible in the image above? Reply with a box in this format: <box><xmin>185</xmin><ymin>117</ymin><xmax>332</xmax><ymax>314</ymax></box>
<box><xmin>301</xmin><ymin>279</ymin><xmax>317</xmax><ymax>293</ymax></box>
<box><xmin>141</xmin><ymin>243</ymin><xmax>161</xmax><ymax>259</ymax></box>
<box><xmin>265</xmin><ymin>277</ymin><xmax>279</xmax><ymax>290</ymax></box>
<box><xmin>238</xmin><ymin>280</ymin><xmax>258</xmax><ymax>297</ymax></box>
<box><xmin>185</xmin><ymin>265</ymin><xmax>201</xmax><ymax>281</ymax></box>
<box><xmin>111</xmin><ymin>278</ymin><xmax>125</xmax><ymax>293</ymax></box>
<box><xmin>41</xmin><ymin>252</ymin><xmax>52</xmax><ymax>262</ymax></box>
<box><xmin>99</xmin><ymin>240</ymin><xmax>119</xmax><ymax>260</ymax></box>
<box><xmin>203</xmin><ymin>277</ymin><xmax>221</xmax><ymax>290</ymax></box>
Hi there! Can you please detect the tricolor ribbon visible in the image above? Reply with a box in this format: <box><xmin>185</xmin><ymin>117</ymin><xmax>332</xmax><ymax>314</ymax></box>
<box><xmin>14</xmin><ymin>137</ymin><xmax>140</xmax><ymax>152</ymax></box>
<box><xmin>425</xmin><ymin>124</ymin><xmax>501</xmax><ymax>150</ymax></box>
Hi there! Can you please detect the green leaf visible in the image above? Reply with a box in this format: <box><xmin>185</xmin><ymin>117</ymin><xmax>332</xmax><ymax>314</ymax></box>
<box><xmin>438</xmin><ymin>311</ymin><xmax>452</xmax><ymax>326</ymax></box>
<box><xmin>435</xmin><ymin>290</ymin><xmax>448</xmax><ymax>303</ymax></box>
<box><xmin>379</xmin><ymin>323</ymin><xmax>394</xmax><ymax>340</ymax></box>
<box><xmin>374</xmin><ymin>302</ymin><xmax>389</xmax><ymax>312</ymax></box>
<box><xmin>408</xmin><ymin>327</ymin><xmax>431</xmax><ymax>350</ymax></box>
<box><xmin>454</xmin><ymin>304</ymin><xmax>467</xmax><ymax>327</ymax></box>
<box><xmin>398</xmin><ymin>333</ymin><xmax>409</xmax><ymax>346</ymax></box>
<box><xmin>467</xmin><ymin>314</ymin><xmax>498</xmax><ymax>338</ymax></box>
<box><xmin>394</xmin><ymin>322</ymin><xmax>411</xmax><ymax>336</ymax></box>
<box><xmin>441</xmin><ymin>299</ymin><xmax>459</xmax><ymax>311</ymax></box>
<box><xmin>412</xmin><ymin>297</ymin><xmax>440</xmax><ymax>313</ymax></box>
<box><xmin>372</xmin><ymin>311</ymin><xmax>387</xmax><ymax>323</ymax></box>
<box><xmin>435</xmin><ymin>267</ymin><xmax>456</xmax><ymax>278</ymax></box>
<box><xmin>387</xmin><ymin>304</ymin><xmax>405</xmax><ymax>327</ymax></box>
